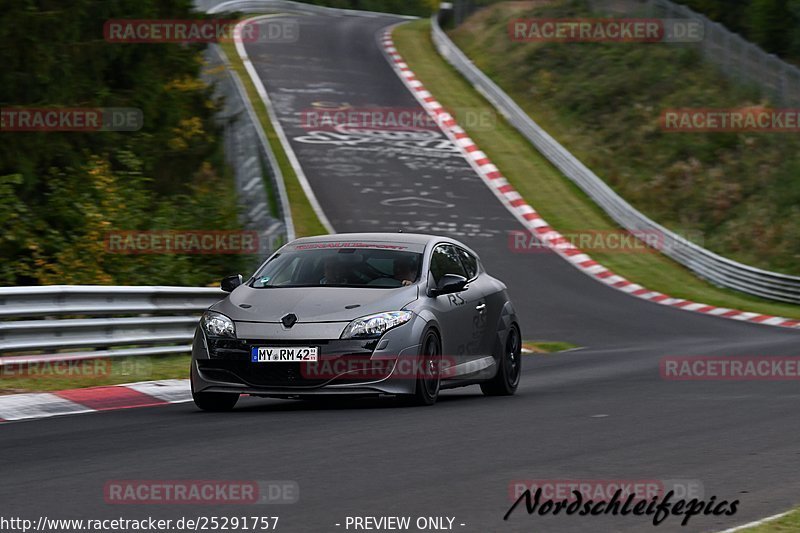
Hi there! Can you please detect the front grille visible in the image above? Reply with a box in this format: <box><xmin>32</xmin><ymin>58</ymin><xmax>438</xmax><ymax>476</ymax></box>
<box><xmin>199</xmin><ymin>360</ymin><xmax>327</xmax><ymax>387</ymax></box>
<box><xmin>208</xmin><ymin>338</ymin><xmax>378</xmax><ymax>360</ymax></box>
<box><xmin>201</xmin><ymin>337</ymin><xmax>380</xmax><ymax>387</ymax></box>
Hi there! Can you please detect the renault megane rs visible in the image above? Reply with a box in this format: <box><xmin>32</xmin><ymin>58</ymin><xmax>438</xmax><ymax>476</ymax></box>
<box><xmin>191</xmin><ymin>233</ymin><xmax>521</xmax><ymax>409</ymax></box>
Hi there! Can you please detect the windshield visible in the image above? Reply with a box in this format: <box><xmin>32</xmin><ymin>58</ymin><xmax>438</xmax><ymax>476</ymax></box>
<box><xmin>251</xmin><ymin>247</ymin><xmax>422</xmax><ymax>289</ymax></box>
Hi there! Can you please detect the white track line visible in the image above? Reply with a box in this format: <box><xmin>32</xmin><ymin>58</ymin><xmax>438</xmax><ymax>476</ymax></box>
<box><xmin>234</xmin><ymin>15</ymin><xmax>336</xmax><ymax>234</ymax></box>
<box><xmin>715</xmin><ymin>510</ymin><xmax>792</xmax><ymax>532</ymax></box>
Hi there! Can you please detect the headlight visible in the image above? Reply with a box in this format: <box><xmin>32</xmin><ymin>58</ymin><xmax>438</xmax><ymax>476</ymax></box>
<box><xmin>201</xmin><ymin>311</ymin><xmax>236</xmax><ymax>338</ymax></box>
<box><xmin>340</xmin><ymin>311</ymin><xmax>413</xmax><ymax>339</ymax></box>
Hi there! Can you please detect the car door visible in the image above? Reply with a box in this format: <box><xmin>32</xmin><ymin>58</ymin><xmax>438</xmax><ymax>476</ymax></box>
<box><xmin>454</xmin><ymin>246</ymin><xmax>496</xmax><ymax>359</ymax></box>
<box><xmin>427</xmin><ymin>244</ymin><xmax>483</xmax><ymax>366</ymax></box>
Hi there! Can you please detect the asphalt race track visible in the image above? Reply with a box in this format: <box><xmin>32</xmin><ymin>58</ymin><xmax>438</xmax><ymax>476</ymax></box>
<box><xmin>2</xmin><ymin>11</ymin><xmax>800</xmax><ymax>533</ymax></box>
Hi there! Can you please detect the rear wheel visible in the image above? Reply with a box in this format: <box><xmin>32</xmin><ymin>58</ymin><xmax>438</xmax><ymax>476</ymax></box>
<box><xmin>402</xmin><ymin>330</ymin><xmax>441</xmax><ymax>406</ymax></box>
<box><xmin>481</xmin><ymin>324</ymin><xmax>521</xmax><ymax>396</ymax></box>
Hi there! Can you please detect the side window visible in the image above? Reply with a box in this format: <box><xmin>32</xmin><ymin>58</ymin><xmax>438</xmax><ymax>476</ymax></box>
<box><xmin>430</xmin><ymin>245</ymin><xmax>467</xmax><ymax>284</ymax></box>
<box><xmin>456</xmin><ymin>247</ymin><xmax>478</xmax><ymax>279</ymax></box>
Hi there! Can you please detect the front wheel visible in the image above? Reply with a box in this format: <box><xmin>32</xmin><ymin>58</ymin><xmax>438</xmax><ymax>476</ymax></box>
<box><xmin>401</xmin><ymin>330</ymin><xmax>441</xmax><ymax>406</ymax></box>
<box><xmin>481</xmin><ymin>324</ymin><xmax>521</xmax><ymax>396</ymax></box>
<box><xmin>192</xmin><ymin>391</ymin><xmax>239</xmax><ymax>411</ymax></box>
<box><xmin>191</xmin><ymin>369</ymin><xmax>239</xmax><ymax>411</ymax></box>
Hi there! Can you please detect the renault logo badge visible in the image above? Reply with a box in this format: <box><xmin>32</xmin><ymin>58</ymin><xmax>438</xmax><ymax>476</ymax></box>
<box><xmin>281</xmin><ymin>313</ymin><xmax>298</xmax><ymax>328</ymax></box>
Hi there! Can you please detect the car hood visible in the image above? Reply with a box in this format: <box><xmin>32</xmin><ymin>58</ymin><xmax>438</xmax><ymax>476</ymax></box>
<box><xmin>212</xmin><ymin>284</ymin><xmax>420</xmax><ymax>323</ymax></box>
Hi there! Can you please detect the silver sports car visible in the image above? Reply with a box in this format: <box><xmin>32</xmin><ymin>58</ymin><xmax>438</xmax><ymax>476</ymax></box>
<box><xmin>191</xmin><ymin>233</ymin><xmax>521</xmax><ymax>409</ymax></box>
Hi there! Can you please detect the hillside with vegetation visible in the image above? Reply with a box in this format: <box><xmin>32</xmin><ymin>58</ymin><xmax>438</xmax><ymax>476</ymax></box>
<box><xmin>449</xmin><ymin>0</ymin><xmax>800</xmax><ymax>275</ymax></box>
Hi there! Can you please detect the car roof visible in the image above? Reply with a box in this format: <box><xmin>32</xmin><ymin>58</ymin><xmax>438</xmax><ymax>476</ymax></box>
<box><xmin>291</xmin><ymin>232</ymin><xmax>447</xmax><ymax>246</ymax></box>
<box><xmin>284</xmin><ymin>233</ymin><xmax>481</xmax><ymax>260</ymax></box>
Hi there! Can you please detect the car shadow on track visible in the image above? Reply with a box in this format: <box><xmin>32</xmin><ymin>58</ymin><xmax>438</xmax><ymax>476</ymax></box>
<box><xmin>203</xmin><ymin>390</ymin><xmax>511</xmax><ymax>413</ymax></box>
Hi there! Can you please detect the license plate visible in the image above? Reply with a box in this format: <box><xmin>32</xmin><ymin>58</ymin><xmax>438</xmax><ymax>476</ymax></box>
<box><xmin>251</xmin><ymin>346</ymin><xmax>318</xmax><ymax>362</ymax></box>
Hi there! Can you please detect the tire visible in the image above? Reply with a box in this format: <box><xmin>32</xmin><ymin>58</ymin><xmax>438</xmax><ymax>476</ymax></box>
<box><xmin>191</xmin><ymin>370</ymin><xmax>239</xmax><ymax>411</ymax></box>
<box><xmin>402</xmin><ymin>329</ymin><xmax>441</xmax><ymax>406</ymax></box>
<box><xmin>192</xmin><ymin>390</ymin><xmax>239</xmax><ymax>411</ymax></box>
<box><xmin>481</xmin><ymin>324</ymin><xmax>521</xmax><ymax>396</ymax></box>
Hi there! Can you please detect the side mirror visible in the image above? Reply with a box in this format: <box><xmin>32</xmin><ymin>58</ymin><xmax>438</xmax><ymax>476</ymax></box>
<box><xmin>431</xmin><ymin>274</ymin><xmax>468</xmax><ymax>296</ymax></box>
<box><xmin>221</xmin><ymin>274</ymin><xmax>243</xmax><ymax>293</ymax></box>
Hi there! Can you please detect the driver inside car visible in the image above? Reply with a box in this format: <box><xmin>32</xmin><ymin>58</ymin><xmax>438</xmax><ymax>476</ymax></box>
<box><xmin>393</xmin><ymin>257</ymin><xmax>417</xmax><ymax>286</ymax></box>
<box><xmin>320</xmin><ymin>256</ymin><xmax>345</xmax><ymax>285</ymax></box>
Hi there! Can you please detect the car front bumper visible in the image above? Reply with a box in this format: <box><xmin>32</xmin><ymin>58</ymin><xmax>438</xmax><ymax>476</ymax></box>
<box><xmin>190</xmin><ymin>320</ymin><xmax>426</xmax><ymax>397</ymax></box>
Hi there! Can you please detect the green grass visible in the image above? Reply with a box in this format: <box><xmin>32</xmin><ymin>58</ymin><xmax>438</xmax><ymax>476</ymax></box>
<box><xmin>738</xmin><ymin>508</ymin><xmax>800</xmax><ymax>532</ymax></box>
<box><xmin>522</xmin><ymin>341</ymin><xmax>580</xmax><ymax>354</ymax></box>
<box><xmin>0</xmin><ymin>354</ymin><xmax>190</xmax><ymax>394</ymax></box>
<box><xmin>219</xmin><ymin>36</ymin><xmax>328</xmax><ymax>238</ymax></box>
<box><xmin>392</xmin><ymin>19</ymin><xmax>800</xmax><ymax>320</ymax></box>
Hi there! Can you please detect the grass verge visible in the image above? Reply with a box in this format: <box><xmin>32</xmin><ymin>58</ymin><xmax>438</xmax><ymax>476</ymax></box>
<box><xmin>522</xmin><ymin>341</ymin><xmax>580</xmax><ymax>354</ymax></box>
<box><xmin>219</xmin><ymin>35</ymin><xmax>328</xmax><ymax>238</ymax></box>
<box><xmin>738</xmin><ymin>508</ymin><xmax>800</xmax><ymax>532</ymax></box>
<box><xmin>0</xmin><ymin>355</ymin><xmax>190</xmax><ymax>394</ymax></box>
<box><xmin>392</xmin><ymin>19</ymin><xmax>800</xmax><ymax>320</ymax></box>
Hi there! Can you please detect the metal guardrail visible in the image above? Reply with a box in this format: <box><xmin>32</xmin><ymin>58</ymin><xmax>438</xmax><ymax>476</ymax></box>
<box><xmin>589</xmin><ymin>0</ymin><xmax>800</xmax><ymax>108</ymax></box>
<box><xmin>202</xmin><ymin>2</ymin><xmax>295</xmax><ymax>252</ymax></box>
<box><xmin>0</xmin><ymin>286</ymin><xmax>225</xmax><ymax>365</ymax></box>
<box><xmin>446</xmin><ymin>0</ymin><xmax>800</xmax><ymax>108</ymax></box>
<box><xmin>431</xmin><ymin>12</ymin><xmax>800</xmax><ymax>304</ymax></box>
<box><xmin>206</xmin><ymin>44</ymin><xmax>293</xmax><ymax>248</ymax></box>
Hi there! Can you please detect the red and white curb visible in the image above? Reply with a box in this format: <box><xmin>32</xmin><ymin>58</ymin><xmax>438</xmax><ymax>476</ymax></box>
<box><xmin>0</xmin><ymin>379</ymin><xmax>190</xmax><ymax>423</ymax></box>
<box><xmin>380</xmin><ymin>29</ymin><xmax>800</xmax><ymax>331</ymax></box>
